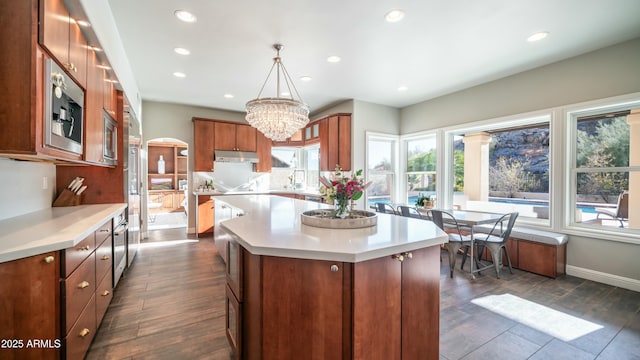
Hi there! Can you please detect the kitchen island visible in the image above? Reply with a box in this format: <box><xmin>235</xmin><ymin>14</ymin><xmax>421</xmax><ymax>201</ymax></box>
<box><xmin>215</xmin><ymin>195</ymin><xmax>448</xmax><ymax>360</ymax></box>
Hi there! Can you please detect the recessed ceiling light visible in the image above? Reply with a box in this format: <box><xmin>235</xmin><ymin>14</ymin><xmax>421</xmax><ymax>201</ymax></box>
<box><xmin>527</xmin><ymin>31</ymin><xmax>549</xmax><ymax>42</ymax></box>
<box><xmin>397</xmin><ymin>86</ymin><xmax>408</xmax><ymax>92</ymax></box>
<box><xmin>96</xmin><ymin>64</ymin><xmax>111</xmax><ymax>70</ymax></box>
<box><xmin>327</xmin><ymin>55</ymin><xmax>341</xmax><ymax>63</ymax></box>
<box><xmin>385</xmin><ymin>9</ymin><xmax>405</xmax><ymax>23</ymax></box>
<box><xmin>300</xmin><ymin>76</ymin><xmax>312</xmax><ymax>82</ymax></box>
<box><xmin>76</xmin><ymin>20</ymin><xmax>91</xmax><ymax>27</ymax></box>
<box><xmin>173</xmin><ymin>72</ymin><xmax>186</xmax><ymax>78</ymax></box>
<box><xmin>174</xmin><ymin>10</ymin><xmax>197</xmax><ymax>23</ymax></box>
<box><xmin>174</xmin><ymin>47</ymin><xmax>191</xmax><ymax>55</ymax></box>
<box><xmin>224</xmin><ymin>94</ymin><xmax>234</xmax><ymax>99</ymax></box>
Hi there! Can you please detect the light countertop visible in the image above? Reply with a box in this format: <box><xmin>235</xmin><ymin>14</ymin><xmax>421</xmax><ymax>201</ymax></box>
<box><xmin>0</xmin><ymin>203</ymin><xmax>126</xmax><ymax>263</ymax></box>
<box><xmin>215</xmin><ymin>195</ymin><xmax>448</xmax><ymax>263</ymax></box>
<box><xmin>194</xmin><ymin>189</ymin><xmax>322</xmax><ymax>197</ymax></box>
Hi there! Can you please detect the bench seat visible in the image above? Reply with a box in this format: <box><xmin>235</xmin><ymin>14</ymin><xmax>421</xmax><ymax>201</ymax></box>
<box><xmin>472</xmin><ymin>225</ymin><xmax>568</xmax><ymax>278</ymax></box>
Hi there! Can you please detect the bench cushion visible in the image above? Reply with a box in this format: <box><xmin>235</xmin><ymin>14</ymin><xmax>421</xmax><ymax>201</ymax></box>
<box><xmin>473</xmin><ymin>225</ymin><xmax>568</xmax><ymax>246</ymax></box>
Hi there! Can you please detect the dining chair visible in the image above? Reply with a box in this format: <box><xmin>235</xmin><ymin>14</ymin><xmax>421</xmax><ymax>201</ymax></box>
<box><xmin>430</xmin><ymin>209</ymin><xmax>473</xmax><ymax>278</ymax></box>
<box><xmin>473</xmin><ymin>212</ymin><xmax>519</xmax><ymax>278</ymax></box>
<box><xmin>375</xmin><ymin>202</ymin><xmax>397</xmax><ymax>214</ymax></box>
<box><xmin>397</xmin><ymin>205</ymin><xmax>422</xmax><ymax>219</ymax></box>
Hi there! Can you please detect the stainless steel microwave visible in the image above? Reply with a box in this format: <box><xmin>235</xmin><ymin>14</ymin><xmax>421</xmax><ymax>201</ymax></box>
<box><xmin>103</xmin><ymin>110</ymin><xmax>117</xmax><ymax>165</ymax></box>
<box><xmin>44</xmin><ymin>59</ymin><xmax>84</xmax><ymax>155</ymax></box>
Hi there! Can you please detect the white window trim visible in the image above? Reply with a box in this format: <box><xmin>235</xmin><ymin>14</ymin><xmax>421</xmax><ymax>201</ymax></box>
<box><xmin>365</xmin><ymin>131</ymin><xmax>400</xmax><ymax>205</ymax></box>
<box><xmin>400</xmin><ymin>130</ymin><xmax>438</xmax><ymax>204</ymax></box>
<box><xmin>562</xmin><ymin>93</ymin><xmax>640</xmax><ymax>243</ymax></box>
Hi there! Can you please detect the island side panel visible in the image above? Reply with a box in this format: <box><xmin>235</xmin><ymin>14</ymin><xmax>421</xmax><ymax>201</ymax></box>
<box><xmin>401</xmin><ymin>246</ymin><xmax>440</xmax><ymax>359</ymax></box>
<box><xmin>352</xmin><ymin>255</ymin><xmax>402</xmax><ymax>359</ymax></box>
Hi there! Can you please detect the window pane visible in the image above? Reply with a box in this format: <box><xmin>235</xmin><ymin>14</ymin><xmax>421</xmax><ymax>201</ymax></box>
<box><xmin>407</xmin><ymin>173</ymin><xmax>436</xmax><ymax>205</ymax></box>
<box><xmin>368</xmin><ymin>140</ymin><xmax>392</xmax><ymax>171</ymax></box>
<box><xmin>407</xmin><ymin>137</ymin><xmax>436</xmax><ymax>171</ymax></box>
<box><xmin>574</xmin><ymin>171</ymin><xmax>633</xmax><ymax>229</ymax></box>
<box><xmin>271</xmin><ymin>148</ymin><xmax>297</xmax><ymax>168</ymax></box>
<box><xmin>577</xmin><ymin>115</ymin><xmax>630</xmax><ymax>168</ymax></box>
<box><xmin>367</xmin><ymin>173</ymin><xmax>394</xmax><ymax>204</ymax></box>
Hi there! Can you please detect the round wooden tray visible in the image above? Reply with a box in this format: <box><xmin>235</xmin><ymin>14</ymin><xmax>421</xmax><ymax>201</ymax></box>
<box><xmin>301</xmin><ymin>209</ymin><xmax>377</xmax><ymax>229</ymax></box>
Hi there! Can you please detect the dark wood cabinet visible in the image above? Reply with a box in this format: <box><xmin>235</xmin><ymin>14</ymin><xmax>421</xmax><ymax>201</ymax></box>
<box><xmin>215</xmin><ymin>122</ymin><xmax>257</xmax><ymax>152</ymax></box>
<box><xmin>0</xmin><ymin>252</ymin><xmax>61</xmax><ymax>360</ymax></box>
<box><xmin>272</xmin><ymin>128</ymin><xmax>304</xmax><ymax>147</ymax></box>
<box><xmin>228</xmin><ymin>243</ymin><xmax>440</xmax><ymax>359</ymax></box>
<box><xmin>255</xmin><ymin>131</ymin><xmax>272</xmax><ymax>172</ymax></box>
<box><xmin>148</xmin><ymin>142</ymin><xmax>187</xmax><ymax>192</ymax></box>
<box><xmin>320</xmin><ymin>114</ymin><xmax>351</xmax><ymax>171</ymax></box>
<box><xmin>39</xmin><ymin>0</ymin><xmax>87</xmax><ymax>87</ymax></box>
<box><xmin>194</xmin><ymin>119</ymin><xmax>215</xmax><ymax>171</ymax></box>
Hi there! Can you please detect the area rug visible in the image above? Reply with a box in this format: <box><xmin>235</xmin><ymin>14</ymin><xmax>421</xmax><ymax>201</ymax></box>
<box><xmin>471</xmin><ymin>293</ymin><xmax>603</xmax><ymax>341</ymax></box>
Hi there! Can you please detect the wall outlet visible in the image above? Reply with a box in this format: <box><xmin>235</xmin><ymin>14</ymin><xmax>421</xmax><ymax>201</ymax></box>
<box><xmin>42</xmin><ymin>176</ymin><xmax>48</xmax><ymax>190</ymax></box>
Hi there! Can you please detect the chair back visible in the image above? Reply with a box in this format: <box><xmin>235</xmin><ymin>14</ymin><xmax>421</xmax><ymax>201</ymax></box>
<box><xmin>398</xmin><ymin>205</ymin><xmax>422</xmax><ymax>218</ymax></box>
<box><xmin>617</xmin><ymin>191</ymin><xmax>629</xmax><ymax>219</ymax></box>
<box><xmin>376</xmin><ymin>202</ymin><xmax>396</xmax><ymax>214</ymax></box>
<box><xmin>429</xmin><ymin>209</ymin><xmax>466</xmax><ymax>242</ymax></box>
<box><xmin>483</xmin><ymin>212</ymin><xmax>519</xmax><ymax>243</ymax></box>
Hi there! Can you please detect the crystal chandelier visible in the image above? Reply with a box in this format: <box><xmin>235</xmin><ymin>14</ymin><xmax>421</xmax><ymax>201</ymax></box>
<box><xmin>246</xmin><ymin>44</ymin><xmax>310</xmax><ymax>141</ymax></box>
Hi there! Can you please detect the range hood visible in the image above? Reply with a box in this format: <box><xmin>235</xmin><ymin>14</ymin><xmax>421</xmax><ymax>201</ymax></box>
<box><xmin>214</xmin><ymin>150</ymin><xmax>259</xmax><ymax>163</ymax></box>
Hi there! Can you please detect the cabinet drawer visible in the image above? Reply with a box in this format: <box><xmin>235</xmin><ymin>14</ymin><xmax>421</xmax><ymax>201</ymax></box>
<box><xmin>226</xmin><ymin>240</ymin><xmax>243</xmax><ymax>301</ymax></box>
<box><xmin>226</xmin><ymin>284</ymin><xmax>242</xmax><ymax>360</ymax></box>
<box><xmin>63</xmin><ymin>254</ymin><xmax>96</xmax><ymax>335</ymax></box>
<box><xmin>64</xmin><ymin>294</ymin><xmax>96</xmax><ymax>360</ymax></box>
<box><xmin>63</xmin><ymin>234</ymin><xmax>96</xmax><ymax>277</ymax></box>
<box><xmin>95</xmin><ymin>233</ymin><xmax>112</xmax><ymax>283</ymax></box>
<box><xmin>95</xmin><ymin>267</ymin><xmax>113</xmax><ymax>326</ymax></box>
<box><xmin>95</xmin><ymin>220</ymin><xmax>112</xmax><ymax>244</ymax></box>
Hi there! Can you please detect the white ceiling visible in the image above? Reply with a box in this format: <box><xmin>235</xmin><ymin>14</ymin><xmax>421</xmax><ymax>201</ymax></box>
<box><xmin>105</xmin><ymin>0</ymin><xmax>640</xmax><ymax>114</ymax></box>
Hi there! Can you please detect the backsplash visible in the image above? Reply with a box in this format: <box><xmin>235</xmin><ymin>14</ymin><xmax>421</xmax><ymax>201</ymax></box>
<box><xmin>0</xmin><ymin>159</ymin><xmax>56</xmax><ymax>220</ymax></box>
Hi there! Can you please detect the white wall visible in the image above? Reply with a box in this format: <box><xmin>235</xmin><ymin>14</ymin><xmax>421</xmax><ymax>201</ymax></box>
<box><xmin>0</xmin><ymin>159</ymin><xmax>56</xmax><ymax>221</ymax></box>
<box><xmin>399</xmin><ymin>38</ymin><xmax>640</xmax><ymax>287</ymax></box>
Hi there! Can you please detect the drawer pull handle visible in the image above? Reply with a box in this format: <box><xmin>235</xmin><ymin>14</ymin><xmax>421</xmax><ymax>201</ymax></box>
<box><xmin>101</xmin><ymin>290</ymin><xmax>110</xmax><ymax>296</ymax></box>
<box><xmin>78</xmin><ymin>281</ymin><xmax>90</xmax><ymax>289</ymax></box>
<box><xmin>330</xmin><ymin>265</ymin><xmax>339</xmax><ymax>272</ymax></box>
<box><xmin>99</xmin><ymin>229</ymin><xmax>110</xmax><ymax>233</ymax></box>
<box><xmin>79</xmin><ymin>328</ymin><xmax>90</xmax><ymax>337</ymax></box>
<box><xmin>78</xmin><ymin>245</ymin><xmax>90</xmax><ymax>251</ymax></box>
<box><xmin>44</xmin><ymin>256</ymin><xmax>55</xmax><ymax>264</ymax></box>
<box><xmin>101</xmin><ymin>255</ymin><xmax>110</xmax><ymax>260</ymax></box>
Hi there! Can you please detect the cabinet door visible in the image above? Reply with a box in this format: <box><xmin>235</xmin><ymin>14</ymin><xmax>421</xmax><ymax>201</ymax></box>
<box><xmin>103</xmin><ymin>76</ymin><xmax>116</xmax><ymax>117</ymax></box>
<box><xmin>68</xmin><ymin>17</ymin><xmax>87</xmax><ymax>87</ymax></box>
<box><xmin>337</xmin><ymin>115</ymin><xmax>351</xmax><ymax>171</ymax></box>
<box><xmin>353</xmin><ymin>254</ymin><xmax>402</xmax><ymax>359</ymax></box>
<box><xmin>225</xmin><ymin>284</ymin><xmax>242</xmax><ymax>360</ymax></box>
<box><xmin>197</xmin><ymin>198</ymin><xmax>214</xmax><ymax>235</ymax></box>
<box><xmin>319</xmin><ymin>115</ymin><xmax>351</xmax><ymax>171</ymax></box>
<box><xmin>0</xmin><ymin>252</ymin><xmax>61</xmax><ymax>360</ymax></box>
<box><xmin>235</xmin><ymin>125</ymin><xmax>257</xmax><ymax>151</ymax></box>
<box><xmin>255</xmin><ymin>131</ymin><xmax>272</xmax><ymax>172</ymax></box>
<box><xmin>194</xmin><ymin>120</ymin><xmax>215</xmax><ymax>171</ymax></box>
<box><xmin>40</xmin><ymin>0</ymin><xmax>69</xmax><ymax>70</ymax></box>
<box><xmin>260</xmin><ymin>256</ymin><xmax>345</xmax><ymax>359</ymax></box>
<box><xmin>214</xmin><ymin>122</ymin><xmax>236</xmax><ymax>150</ymax></box>
<box><xmin>401</xmin><ymin>246</ymin><xmax>440</xmax><ymax>359</ymax></box>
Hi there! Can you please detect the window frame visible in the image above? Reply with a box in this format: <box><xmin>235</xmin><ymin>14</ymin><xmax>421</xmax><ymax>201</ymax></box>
<box><xmin>400</xmin><ymin>131</ymin><xmax>438</xmax><ymax>205</ymax></box>
<box><xmin>563</xmin><ymin>94</ymin><xmax>640</xmax><ymax>242</ymax></box>
<box><xmin>365</xmin><ymin>131</ymin><xmax>399</xmax><ymax>206</ymax></box>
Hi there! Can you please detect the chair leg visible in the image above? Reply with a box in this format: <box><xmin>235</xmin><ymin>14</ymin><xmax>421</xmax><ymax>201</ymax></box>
<box><xmin>485</xmin><ymin>243</ymin><xmax>502</xmax><ymax>279</ymax></box>
<box><xmin>447</xmin><ymin>243</ymin><xmax>462</xmax><ymax>278</ymax></box>
<box><xmin>503</xmin><ymin>245</ymin><xmax>513</xmax><ymax>274</ymax></box>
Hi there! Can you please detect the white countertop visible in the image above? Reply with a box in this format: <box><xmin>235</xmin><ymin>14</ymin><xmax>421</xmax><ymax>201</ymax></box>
<box><xmin>215</xmin><ymin>195</ymin><xmax>448</xmax><ymax>263</ymax></box>
<box><xmin>0</xmin><ymin>203</ymin><xmax>126</xmax><ymax>263</ymax></box>
<box><xmin>194</xmin><ymin>189</ymin><xmax>322</xmax><ymax>197</ymax></box>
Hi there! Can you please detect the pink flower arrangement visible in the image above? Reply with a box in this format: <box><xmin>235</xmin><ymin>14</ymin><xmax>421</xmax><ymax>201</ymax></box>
<box><xmin>319</xmin><ymin>165</ymin><xmax>371</xmax><ymax>205</ymax></box>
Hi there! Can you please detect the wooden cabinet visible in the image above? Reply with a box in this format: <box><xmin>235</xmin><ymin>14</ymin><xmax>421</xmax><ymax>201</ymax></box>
<box><xmin>197</xmin><ymin>196</ymin><xmax>215</xmax><ymax>236</ymax></box>
<box><xmin>272</xmin><ymin>128</ymin><xmax>304</xmax><ymax>147</ymax></box>
<box><xmin>194</xmin><ymin>119</ymin><xmax>215</xmax><ymax>171</ymax></box>
<box><xmin>84</xmin><ymin>47</ymin><xmax>115</xmax><ymax>165</ymax></box>
<box><xmin>215</xmin><ymin>122</ymin><xmax>257</xmax><ymax>151</ymax></box>
<box><xmin>228</xmin><ymin>243</ymin><xmax>440</xmax><ymax>359</ymax></box>
<box><xmin>304</xmin><ymin>122</ymin><xmax>320</xmax><ymax>144</ymax></box>
<box><xmin>39</xmin><ymin>0</ymin><xmax>87</xmax><ymax>87</ymax></box>
<box><xmin>320</xmin><ymin>114</ymin><xmax>351</xmax><ymax>171</ymax></box>
<box><xmin>255</xmin><ymin>131</ymin><xmax>272</xmax><ymax>172</ymax></box>
<box><xmin>0</xmin><ymin>252</ymin><xmax>61</xmax><ymax>360</ymax></box>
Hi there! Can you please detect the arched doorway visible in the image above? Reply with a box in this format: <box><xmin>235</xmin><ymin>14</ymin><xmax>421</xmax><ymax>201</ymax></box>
<box><xmin>146</xmin><ymin>138</ymin><xmax>188</xmax><ymax>231</ymax></box>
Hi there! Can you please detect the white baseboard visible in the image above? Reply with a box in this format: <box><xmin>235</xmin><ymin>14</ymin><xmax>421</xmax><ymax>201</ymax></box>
<box><xmin>566</xmin><ymin>265</ymin><xmax>640</xmax><ymax>292</ymax></box>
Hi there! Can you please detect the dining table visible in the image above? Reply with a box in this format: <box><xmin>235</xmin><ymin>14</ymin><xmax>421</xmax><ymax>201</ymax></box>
<box><xmin>418</xmin><ymin>208</ymin><xmax>505</xmax><ymax>279</ymax></box>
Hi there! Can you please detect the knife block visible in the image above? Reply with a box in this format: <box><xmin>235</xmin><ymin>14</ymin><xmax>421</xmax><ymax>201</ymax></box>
<box><xmin>53</xmin><ymin>189</ymin><xmax>81</xmax><ymax>207</ymax></box>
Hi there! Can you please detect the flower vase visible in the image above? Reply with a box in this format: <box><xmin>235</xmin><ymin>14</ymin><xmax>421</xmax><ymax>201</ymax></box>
<box><xmin>334</xmin><ymin>199</ymin><xmax>351</xmax><ymax>219</ymax></box>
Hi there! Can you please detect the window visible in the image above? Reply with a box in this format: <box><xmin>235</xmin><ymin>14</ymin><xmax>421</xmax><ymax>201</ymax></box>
<box><xmin>446</xmin><ymin>114</ymin><xmax>551</xmax><ymax>225</ymax></box>
<box><xmin>404</xmin><ymin>134</ymin><xmax>437</xmax><ymax>205</ymax></box>
<box><xmin>366</xmin><ymin>133</ymin><xmax>398</xmax><ymax>207</ymax></box>
<box><xmin>568</xmin><ymin>102</ymin><xmax>639</xmax><ymax>234</ymax></box>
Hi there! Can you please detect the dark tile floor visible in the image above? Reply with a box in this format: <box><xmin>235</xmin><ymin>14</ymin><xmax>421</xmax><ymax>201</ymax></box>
<box><xmin>87</xmin><ymin>228</ymin><xmax>640</xmax><ymax>359</ymax></box>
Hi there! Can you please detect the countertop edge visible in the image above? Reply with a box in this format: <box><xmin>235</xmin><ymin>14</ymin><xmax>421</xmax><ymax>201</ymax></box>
<box><xmin>0</xmin><ymin>203</ymin><xmax>127</xmax><ymax>264</ymax></box>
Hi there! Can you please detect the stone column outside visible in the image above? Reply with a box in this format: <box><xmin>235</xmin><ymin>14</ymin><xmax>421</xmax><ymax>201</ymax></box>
<box><xmin>462</xmin><ymin>132</ymin><xmax>492</xmax><ymax>201</ymax></box>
